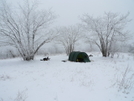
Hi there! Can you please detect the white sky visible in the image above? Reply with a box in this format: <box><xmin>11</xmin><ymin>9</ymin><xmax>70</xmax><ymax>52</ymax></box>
<box><xmin>1</xmin><ymin>0</ymin><xmax>134</xmax><ymax>33</ymax></box>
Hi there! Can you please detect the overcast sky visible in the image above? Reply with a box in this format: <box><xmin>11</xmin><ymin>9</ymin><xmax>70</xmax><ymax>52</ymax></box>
<box><xmin>40</xmin><ymin>0</ymin><xmax>134</xmax><ymax>27</ymax></box>
<box><xmin>1</xmin><ymin>0</ymin><xmax>134</xmax><ymax>33</ymax></box>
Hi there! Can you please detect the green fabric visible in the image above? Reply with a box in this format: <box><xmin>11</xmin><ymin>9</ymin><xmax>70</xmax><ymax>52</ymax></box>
<box><xmin>68</xmin><ymin>51</ymin><xmax>90</xmax><ymax>62</ymax></box>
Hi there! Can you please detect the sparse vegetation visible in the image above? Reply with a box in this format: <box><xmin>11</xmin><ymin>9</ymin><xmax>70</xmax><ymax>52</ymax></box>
<box><xmin>0</xmin><ymin>74</ymin><xmax>11</xmax><ymax>81</ymax></box>
<box><xmin>14</xmin><ymin>90</ymin><xmax>28</xmax><ymax>101</ymax></box>
<box><xmin>1</xmin><ymin>89</ymin><xmax>28</xmax><ymax>101</ymax></box>
<box><xmin>113</xmin><ymin>66</ymin><xmax>134</xmax><ymax>94</ymax></box>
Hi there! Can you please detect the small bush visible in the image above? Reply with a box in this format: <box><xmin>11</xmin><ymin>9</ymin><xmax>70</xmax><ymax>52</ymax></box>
<box><xmin>0</xmin><ymin>75</ymin><xmax>10</xmax><ymax>81</ymax></box>
<box><xmin>14</xmin><ymin>90</ymin><xmax>28</xmax><ymax>101</ymax></box>
<box><xmin>113</xmin><ymin>66</ymin><xmax>134</xmax><ymax>94</ymax></box>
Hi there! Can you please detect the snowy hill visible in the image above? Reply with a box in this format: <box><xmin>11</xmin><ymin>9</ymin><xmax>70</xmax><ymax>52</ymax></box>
<box><xmin>0</xmin><ymin>52</ymin><xmax>134</xmax><ymax>101</ymax></box>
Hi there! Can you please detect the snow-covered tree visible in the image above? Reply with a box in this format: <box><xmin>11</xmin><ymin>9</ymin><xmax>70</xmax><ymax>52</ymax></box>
<box><xmin>57</xmin><ymin>25</ymin><xmax>83</xmax><ymax>55</ymax></box>
<box><xmin>0</xmin><ymin>0</ymin><xmax>56</xmax><ymax>61</ymax></box>
<box><xmin>81</xmin><ymin>12</ymin><xmax>130</xmax><ymax>57</ymax></box>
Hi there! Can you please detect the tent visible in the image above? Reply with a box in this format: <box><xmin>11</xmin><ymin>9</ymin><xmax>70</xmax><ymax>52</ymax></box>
<box><xmin>68</xmin><ymin>51</ymin><xmax>90</xmax><ymax>62</ymax></box>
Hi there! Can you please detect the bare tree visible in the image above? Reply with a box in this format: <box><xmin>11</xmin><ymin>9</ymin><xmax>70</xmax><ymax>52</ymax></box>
<box><xmin>0</xmin><ymin>0</ymin><xmax>56</xmax><ymax>61</ymax></box>
<box><xmin>57</xmin><ymin>25</ymin><xmax>83</xmax><ymax>55</ymax></box>
<box><xmin>129</xmin><ymin>42</ymin><xmax>134</xmax><ymax>54</ymax></box>
<box><xmin>81</xmin><ymin>12</ymin><xmax>130</xmax><ymax>57</ymax></box>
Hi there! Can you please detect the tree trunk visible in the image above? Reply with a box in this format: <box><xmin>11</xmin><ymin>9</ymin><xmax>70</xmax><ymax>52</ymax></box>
<box><xmin>23</xmin><ymin>55</ymin><xmax>34</xmax><ymax>61</ymax></box>
<box><xmin>102</xmin><ymin>50</ymin><xmax>107</xmax><ymax>57</ymax></box>
<box><xmin>101</xmin><ymin>49</ymin><xmax>109</xmax><ymax>57</ymax></box>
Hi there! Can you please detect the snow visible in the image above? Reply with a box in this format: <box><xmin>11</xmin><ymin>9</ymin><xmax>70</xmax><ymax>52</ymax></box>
<box><xmin>0</xmin><ymin>52</ymin><xmax>134</xmax><ymax>101</ymax></box>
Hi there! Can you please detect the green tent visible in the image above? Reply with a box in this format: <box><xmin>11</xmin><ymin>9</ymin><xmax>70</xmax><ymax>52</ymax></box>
<box><xmin>68</xmin><ymin>51</ymin><xmax>90</xmax><ymax>62</ymax></box>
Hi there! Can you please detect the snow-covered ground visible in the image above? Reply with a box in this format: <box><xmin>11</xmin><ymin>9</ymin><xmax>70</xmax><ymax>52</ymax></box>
<box><xmin>0</xmin><ymin>52</ymin><xmax>134</xmax><ymax>101</ymax></box>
